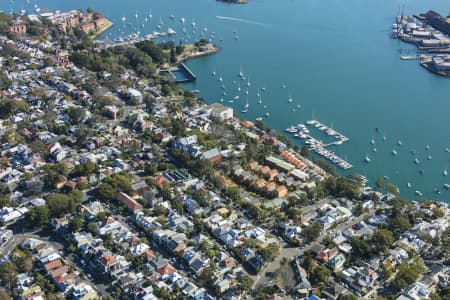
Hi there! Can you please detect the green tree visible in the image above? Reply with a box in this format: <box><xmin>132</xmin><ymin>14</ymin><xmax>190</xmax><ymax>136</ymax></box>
<box><xmin>25</xmin><ymin>205</ymin><xmax>49</xmax><ymax>227</ymax></box>
<box><xmin>47</xmin><ymin>193</ymin><xmax>77</xmax><ymax>217</ymax></box>
<box><xmin>351</xmin><ymin>238</ymin><xmax>372</xmax><ymax>258</ymax></box>
<box><xmin>0</xmin><ymin>261</ymin><xmax>17</xmax><ymax>290</ymax></box>
<box><xmin>239</xmin><ymin>275</ymin><xmax>254</xmax><ymax>291</ymax></box>
<box><xmin>372</xmin><ymin>229</ymin><xmax>394</xmax><ymax>254</ymax></box>
<box><xmin>0</xmin><ymin>99</ymin><xmax>29</xmax><ymax>118</ymax></box>
<box><xmin>69</xmin><ymin>216</ymin><xmax>84</xmax><ymax>232</ymax></box>
<box><xmin>303</xmin><ymin>223</ymin><xmax>322</xmax><ymax>241</ymax></box>
<box><xmin>392</xmin><ymin>264</ymin><xmax>419</xmax><ymax>291</ymax></box>
<box><xmin>310</xmin><ymin>265</ymin><xmax>330</xmax><ymax>285</ymax></box>
<box><xmin>387</xmin><ymin>182</ymin><xmax>399</xmax><ymax>195</ymax></box>
<box><xmin>87</xmin><ymin>222</ymin><xmax>99</xmax><ymax>235</ymax></box>
<box><xmin>375</xmin><ymin>177</ymin><xmax>385</xmax><ymax>189</ymax></box>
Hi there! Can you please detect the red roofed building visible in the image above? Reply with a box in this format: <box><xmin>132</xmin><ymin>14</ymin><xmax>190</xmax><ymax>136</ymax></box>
<box><xmin>154</xmin><ymin>176</ymin><xmax>169</xmax><ymax>190</ymax></box>
<box><xmin>157</xmin><ymin>263</ymin><xmax>176</xmax><ymax>277</ymax></box>
<box><xmin>94</xmin><ymin>17</ymin><xmax>106</xmax><ymax>29</ymax></box>
<box><xmin>44</xmin><ymin>259</ymin><xmax>63</xmax><ymax>273</ymax></box>
<box><xmin>80</xmin><ymin>22</ymin><xmax>95</xmax><ymax>34</ymax></box>
<box><xmin>116</xmin><ymin>192</ymin><xmax>143</xmax><ymax>213</ymax></box>
<box><xmin>6</xmin><ymin>23</ymin><xmax>26</xmax><ymax>35</ymax></box>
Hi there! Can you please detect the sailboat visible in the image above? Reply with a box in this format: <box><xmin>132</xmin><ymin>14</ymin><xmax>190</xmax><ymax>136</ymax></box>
<box><xmin>247</xmin><ymin>76</ymin><xmax>251</xmax><ymax>87</ymax></box>
<box><xmin>237</xmin><ymin>83</ymin><xmax>241</xmax><ymax>92</ymax></box>
<box><xmin>258</xmin><ymin>94</ymin><xmax>262</xmax><ymax>104</ymax></box>
<box><xmin>135</xmin><ymin>10</ymin><xmax>138</xmax><ymax>19</ymax></box>
<box><xmin>212</xmin><ymin>66</ymin><xmax>216</xmax><ymax>76</ymax></box>
<box><xmin>288</xmin><ymin>92</ymin><xmax>293</xmax><ymax>103</ymax></box>
<box><xmin>241</xmin><ymin>95</ymin><xmax>249</xmax><ymax>113</ymax></box>
<box><xmin>149</xmin><ymin>9</ymin><xmax>153</xmax><ymax>18</ymax></box>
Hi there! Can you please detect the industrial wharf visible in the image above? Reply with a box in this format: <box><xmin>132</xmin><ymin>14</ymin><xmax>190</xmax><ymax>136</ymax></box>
<box><xmin>285</xmin><ymin>120</ymin><xmax>352</xmax><ymax>170</ymax></box>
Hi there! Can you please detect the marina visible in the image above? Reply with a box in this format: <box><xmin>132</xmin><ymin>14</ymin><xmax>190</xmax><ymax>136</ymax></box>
<box><xmin>285</xmin><ymin>120</ymin><xmax>352</xmax><ymax>170</ymax></box>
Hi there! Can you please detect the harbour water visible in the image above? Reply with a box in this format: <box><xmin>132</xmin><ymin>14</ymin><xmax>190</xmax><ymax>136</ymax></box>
<box><xmin>3</xmin><ymin>0</ymin><xmax>450</xmax><ymax>202</ymax></box>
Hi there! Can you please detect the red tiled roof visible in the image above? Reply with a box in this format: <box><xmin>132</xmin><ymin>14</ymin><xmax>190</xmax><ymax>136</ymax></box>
<box><xmin>101</xmin><ymin>255</ymin><xmax>117</xmax><ymax>266</ymax></box>
<box><xmin>44</xmin><ymin>259</ymin><xmax>63</xmax><ymax>272</ymax></box>
<box><xmin>116</xmin><ymin>192</ymin><xmax>143</xmax><ymax>212</ymax></box>
<box><xmin>157</xmin><ymin>263</ymin><xmax>176</xmax><ymax>276</ymax></box>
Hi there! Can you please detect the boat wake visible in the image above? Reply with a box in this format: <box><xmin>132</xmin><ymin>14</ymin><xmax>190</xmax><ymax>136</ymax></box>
<box><xmin>215</xmin><ymin>16</ymin><xmax>268</xmax><ymax>27</ymax></box>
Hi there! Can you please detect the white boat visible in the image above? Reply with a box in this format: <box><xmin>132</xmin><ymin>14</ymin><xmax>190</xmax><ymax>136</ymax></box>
<box><xmin>297</xmin><ymin>104</ymin><xmax>301</xmax><ymax>109</ymax></box>
<box><xmin>288</xmin><ymin>92</ymin><xmax>293</xmax><ymax>103</ymax></box>
<box><xmin>242</xmin><ymin>96</ymin><xmax>249</xmax><ymax>113</ymax></box>
<box><xmin>443</xmin><ymin>169</ymin><xmax>448</xmax><ymax>176</ymax></box>
<box><xmin>212</xmin><ymin>66</ymin><xmax>216</xmax><ymax>76</ymax></box>
<box><xmin>170</xmin><ymin>14</ymin><xmax>175</xmax><ymax>20</ymax></box>
<box><xmin>237</xmin><ymin>83</ymin><xmax>241</xmax><ymax>92</ymax></box>
<box><xmin>382</xmin><ymin>135</ymin><xmax>387</xmax><ymax>141</ymax></box>
<box><xmin>415</xmin><ymin>191</ymin><xmax>423</xmax><ymax>196</ymax></box>
<box><xmin>398</xmin><ymin>140</ymin><xmax>402</xmax><ymax>146</ymax></box>
<box><xmin>444</xmin><ymin>184</ymin><xmax>450</xmax><ymax>190</ymax></box>
<box><xmin>245</xmin><ymin>90</ymin><xmax>249</xmax><ymax>95</ymax></box>
<box><xmin>364</xmin><ymin>155</ymin><xmax>371</xmax><ymax>163</ymax></box>
<box><xmin>407</xmin><ymin>182</ymin><xmax>411</xmax><ymax>188</ymax></box>
<box><xmin>121</xmin><ymin>16</ymin><xmax>126</xmax><ymax>22</ymax></box>
<box><xmin>265</xmin><ymin>112</ymin><xmax>270</xmax><ymax>117</ymax></box>
<box><xmin>135</xmin><ymin>10</ymin><xmax>139</xmax><ymax>19</ymax></box>
<box><xmin>220</xmin><ymin>98</ymin><xmax>223</xmax><ymax>102</ymax></box>
<box><xmin>392</xmin><ymin>149</ymin><xmax>397</xmax><ymax>156</ymax></box>
<box><xmin>373</xmin><ymin>148</ymin><xmax>377</xmax><ymax>153</ymax></box>
<box><xmin>370</xmin><ymin>139</ymin><xmax>375</xmax><ymax>145</ymax></box>
<box><xmin>239</xmin><ymin>66</ymin><xmax>244</xmax><ymax>78</ymax></box>
<box><xmin>282</xmin><ymin>84</ymin><xmax>286</xmax><ymax>89</ymax></box>
<box><xmin>414</xmin><ymin>158</ymin><xmax>420</xmax><ymax>164</ymax></box>
<box><xmin>425</xmin><ymin>145</ymin><xmax>430</xmax><ymax>151</ymax></box>
<box><xmin>234</xmin><ymin>95</ymin><xmax>240</xmax><ymax>100</ymax></box>
<box><xmin>427</xmin><ymin>155</ymin><xmax>432</xmax><ymax>160</ymax></box>
<box><xmin>219</xmin><ymin>76</ymin><xmax>223</xmax><ymax>82</ymax></box>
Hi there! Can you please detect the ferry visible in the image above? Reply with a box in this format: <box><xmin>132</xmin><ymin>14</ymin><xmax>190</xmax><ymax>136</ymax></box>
<box><xmin>400</xmin><ymin>55</ymin><xmax>419</xmax><ymax>60</ymax></box>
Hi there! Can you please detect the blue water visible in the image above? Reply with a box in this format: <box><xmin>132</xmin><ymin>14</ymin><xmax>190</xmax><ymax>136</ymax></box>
<box><xmin>4</xmin><ymin>0</ymin><xmax>450</xmax><ymax>202</ymax></box>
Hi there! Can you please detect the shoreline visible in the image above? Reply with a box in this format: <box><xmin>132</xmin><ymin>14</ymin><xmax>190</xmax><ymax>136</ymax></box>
<box><xmin>177</xmin><ymin>44</ymin><xmax>220</xmax><ymax>64</ymax></box>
